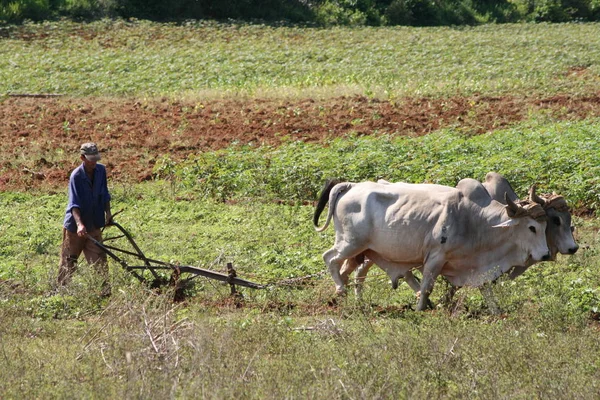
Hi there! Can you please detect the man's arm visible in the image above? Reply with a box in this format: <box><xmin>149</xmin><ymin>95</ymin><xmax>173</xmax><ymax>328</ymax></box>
<box><xmin>100</xmin><ymin>164</ymin><xmax>112</xmax><ymax>226</ymax></box>
<box><xmin>72</xmin><ymin>208</ymin><xmax>86</xmax><ymax>237</ymax></box>
<box><xmin>105</xmin><ymin>201</ymin><xmax>112</xmax><ymax>225</ymax></box>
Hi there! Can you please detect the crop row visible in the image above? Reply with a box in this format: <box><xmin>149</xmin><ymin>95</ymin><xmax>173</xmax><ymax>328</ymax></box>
<box><xmin>153</xmin><ymin>120</ymin><xmax>600</xmax><ymax>212</ymax></box>
<box><xmin>1</xmin><ymin>20</ymin><xmax>600</xmax><ymax>97</ymax></box>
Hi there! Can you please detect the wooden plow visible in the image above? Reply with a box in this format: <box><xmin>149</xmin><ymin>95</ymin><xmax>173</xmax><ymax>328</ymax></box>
<box><xmin>88</xmin><ymin>219</ymin><xmax>266</xmax><ymax>300</ymax></box>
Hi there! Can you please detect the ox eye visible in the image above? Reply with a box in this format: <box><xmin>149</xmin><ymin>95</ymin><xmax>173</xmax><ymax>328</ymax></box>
<box><xmin>552</xmin><ymin>217</ymin><xmax>561</xmax><ymax>226</ymax></box>
<box><xmin>571</xmin><ymin>226</ymin><xmax>575</xmax><ymax>233</ymax></box>
<box><xmin>529</xmin><ymin>226</ymin><xmax>537</xmax><ymax>233</ymax></box>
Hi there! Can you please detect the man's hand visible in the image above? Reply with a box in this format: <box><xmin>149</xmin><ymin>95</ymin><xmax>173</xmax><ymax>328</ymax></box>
<box><xmin>105</xmin><ymin>210</ymin><xmax>113</xmax><ymax>225</ymax></box>
<box><xmin>76</xmin><ymin>223</ymin><xmax>87</xmax><ymax>237</ymax></box>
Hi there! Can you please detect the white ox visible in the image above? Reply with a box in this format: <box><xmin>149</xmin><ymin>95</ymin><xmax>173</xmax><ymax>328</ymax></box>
<box><xmin>313</xmin><ymin>178</ymin><xmax>550</xmax><ymax>311</ymax></box>
<box><xmin>343</xmin><ymin>172</ymin><xmax>578</xmax><ymax>307</ymax></box>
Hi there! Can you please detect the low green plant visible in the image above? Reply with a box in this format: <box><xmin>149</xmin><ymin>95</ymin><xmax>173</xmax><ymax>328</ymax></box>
<box><xmin>2</xmin><ymin>21</ymin><xmax>600</xmax><ymax>98</ymax></box>
<box><xmin>153</xmin><ymin>120</ymin><xmax>600</xmax><ymax>212</ymax></box>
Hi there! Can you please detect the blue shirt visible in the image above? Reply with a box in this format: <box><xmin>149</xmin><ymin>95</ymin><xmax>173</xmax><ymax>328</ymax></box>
<box><xmin>63</xmin><ymin>162</ymin><xmax>111</xmax><ymax>233</ymax></box>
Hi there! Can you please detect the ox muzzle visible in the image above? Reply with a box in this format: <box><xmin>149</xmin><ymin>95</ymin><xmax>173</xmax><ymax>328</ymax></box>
<box><xmin>568</xmin><ymin>245</ymin><xmax>579</xmax><ymax>255</ymax></box>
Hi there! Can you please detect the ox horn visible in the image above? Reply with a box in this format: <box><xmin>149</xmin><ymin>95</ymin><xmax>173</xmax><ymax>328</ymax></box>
<box><xmin>528</xmin><ymin>184</ymin><xmax>545</xmax><ymax>206</ymax></box>
<box><xmin>505</xmin><ymin>192</ymin><xmax>520</xmax><ymax>217</ymax></box>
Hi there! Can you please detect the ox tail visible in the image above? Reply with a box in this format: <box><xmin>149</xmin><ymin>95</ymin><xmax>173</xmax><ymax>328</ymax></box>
<box><xmin>313</xmin><ymin>179</ymin><xmax>353</xmax><ymax>232</ymax></box>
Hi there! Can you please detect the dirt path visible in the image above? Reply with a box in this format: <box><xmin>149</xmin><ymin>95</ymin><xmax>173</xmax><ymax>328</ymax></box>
<box><xmin>2</xmin><ymin>93</ymin><xmax>600</xmax><ymax>191</ymax></box>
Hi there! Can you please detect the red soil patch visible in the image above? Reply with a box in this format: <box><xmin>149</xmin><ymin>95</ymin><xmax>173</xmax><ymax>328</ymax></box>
<box><xmin>2</xmin><ymin>93</ymin><xmax>600</xmax><ymax>191</ymax></box>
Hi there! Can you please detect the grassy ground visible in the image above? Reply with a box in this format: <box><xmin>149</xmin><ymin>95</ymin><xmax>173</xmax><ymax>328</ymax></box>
<box><xmin>1</xmin><ymin>181</ymin><xmax>600</xmax><ymax>398</ymax></box>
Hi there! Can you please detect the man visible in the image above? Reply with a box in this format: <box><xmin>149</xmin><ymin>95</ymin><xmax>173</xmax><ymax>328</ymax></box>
<box><xmin>57</xmin><ymin>142</ymin><xmax>112</xmax><ymax>295</ymax></box>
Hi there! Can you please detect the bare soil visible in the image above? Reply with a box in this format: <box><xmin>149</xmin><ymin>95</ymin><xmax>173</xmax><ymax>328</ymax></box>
<box><xmin>2</xmin><ymin>93</ymin><xmax>600</xmax><ymax>191</ymax></box>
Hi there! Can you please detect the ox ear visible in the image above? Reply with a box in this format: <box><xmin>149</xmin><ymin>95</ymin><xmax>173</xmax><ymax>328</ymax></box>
<box><xmin>492</xmin><ymin>218</ymin><xmax>520</xmax><ymax>228</ymax></box>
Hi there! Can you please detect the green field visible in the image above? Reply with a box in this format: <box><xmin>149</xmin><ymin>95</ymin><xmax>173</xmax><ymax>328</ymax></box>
<box><xmin>2</xmin><ymin>20</ymin><xmax>600</xmax><ymax>98</ymax></box>
<box><xmin>1</xmin><ymin>21</ymin><xmax>600</xmax><ymax>398</ymax></box>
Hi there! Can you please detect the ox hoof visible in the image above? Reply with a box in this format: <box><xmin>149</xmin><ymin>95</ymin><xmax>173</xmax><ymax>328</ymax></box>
<box><xmin>328</xmin><ymin>290</ymin><xmax>346</xmax><ymax>307</ymax></box>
